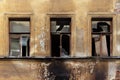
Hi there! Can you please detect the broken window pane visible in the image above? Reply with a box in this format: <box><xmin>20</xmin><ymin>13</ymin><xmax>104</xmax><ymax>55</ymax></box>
<box><xmin>61</xmin><ymin>35</ymin><xmax>70</xmax><ymax>57</ymax></box>
<box><xmin>92</xmin><ymin>21</ymin><xmax>110</xmax><ymax>32</ymax></box>
<box><xmin>51</xmin><ymin>18</ymin><xmax>71</xmax><ymax>57</ymax></box>
<box><xmin>50</xmin><ymin>18</ymin><xmax>71</xmax><ymax>33</ymax></box>
<box><xmin>51</xmin><ymin>34</ymin><xmax>60</xmax><ymax>57</ymax></box>
<box><xmin>92</xmin><ymin>18</ymin><xmax>112</xmax><ymax>56</ymax></box>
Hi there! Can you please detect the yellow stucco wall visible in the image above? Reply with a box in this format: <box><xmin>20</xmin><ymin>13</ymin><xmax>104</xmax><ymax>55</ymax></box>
<box><xmin>0</xmin><ymin>0</ymin><xmax>120</xmax><ymax>80</ymax></box>
<box><xmin>0</xmin><ymin>59</ymin><xmax>118</xmax><ymax>80</ymax></box>
<box><xmin>0</xmin><ymin>0</ymin><xmax>118</xmax><ymax>57</ymax></box>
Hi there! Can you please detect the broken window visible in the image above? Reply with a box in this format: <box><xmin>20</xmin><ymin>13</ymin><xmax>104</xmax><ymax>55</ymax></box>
<box><xmin>92</xmin><ymin>18</ymin><xmax>112</xmax><ymax>56</ymax></box>
<box><xmin>9</xmin><ymin>18</ymin><xmax>30</xmax><ymax>57</ymax></box>
<box><xmin>50</xmin><ymin>18</ymin><xmax>71</xmax><ymax>57</ymax></box>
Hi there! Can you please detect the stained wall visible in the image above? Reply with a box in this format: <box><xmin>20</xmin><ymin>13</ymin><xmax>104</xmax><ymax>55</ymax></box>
<box><xmin>0</xmin><ymin>0</ymin><xmax>120</xmax><ymax>80</ymax></box>
<box><xmin>0</xmin><ymin>0</ymin><xmax>117</xmax><ymax>57</ymax></box>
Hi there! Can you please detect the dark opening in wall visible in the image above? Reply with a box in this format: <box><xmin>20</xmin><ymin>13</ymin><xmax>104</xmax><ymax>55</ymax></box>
<box><xmin>51</xmin><ymin>34</ymin><xmax>60</xmax><ymax>57</ymax></box>
<box><xmin>62</xmin><ymin>35</ymin><xmax>70</xmax><ymax>56</ymax></box>
<box><xmin>50</xmin><ymin>18</ymin><xmax>71</xmax><ymax>57</ymax></box>
<box><xmin>91</xmin><ymin>18</ymin><xmax>112</xmax><ymax>56</ymax></box>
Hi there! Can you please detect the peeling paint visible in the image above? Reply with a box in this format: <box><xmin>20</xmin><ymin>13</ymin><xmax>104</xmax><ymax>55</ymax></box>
<box><xmin>30</xmin><ymin>61</ymin><xmax>97</xmax><ymax>80</ymax></box>
<box><xmin>39</xmin><ymin>40</ymin><xmax>45</xmax><ymax>52</ymax></box>
<box><xmin>39</xmin><ymin>31</ymin><xmax>46</xmax><ymax>52</ymax></box>
<box><xmin>0</xmin><ymin>60</ymin><xmax>120</xmax><ymax>80</ymax></box>
<box><xmin>108</xmin><ymin>62</ymin><xmax>117</xmax><ymax>80</ymax></box>
<box><xmin>0</xmin><ymin>0</ymin><xmax>119</xmax><ymax>80</ymax></box>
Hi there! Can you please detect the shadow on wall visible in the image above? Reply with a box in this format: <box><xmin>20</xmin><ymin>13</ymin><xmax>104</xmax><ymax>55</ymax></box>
<box><xmin>48</xmin><ymin>61</ymin><xmax>70</xmax><ymax>80</ymax></box>
<box><xmin>94</xmin><ymin>63</ymin><xmax>108</xmax><ymax>80</ymax></box>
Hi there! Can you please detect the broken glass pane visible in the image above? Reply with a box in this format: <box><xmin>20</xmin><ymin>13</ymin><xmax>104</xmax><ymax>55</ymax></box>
<box><xmin>61</xmin><ymin>25</ymin><xmax>70</xmax><ymax>32</ymax></box>
<box><xmin>61</xmin><ymin>34</ymin><xmax>70</xmax><ymax>57</ymax></box>
<box><xmin>92</xmin><ymin>18</ymin><xmax>112</xmax><ymax>56</ymax></box>
<box><xmin>92</xmin><ymin>21</ymin><xmax>110</xmax><ymax>32</ymax></box>
<box><xmin>50</xmin><ymin>18</ymin><xmax>71</xmax><ymax>33</ymax></box>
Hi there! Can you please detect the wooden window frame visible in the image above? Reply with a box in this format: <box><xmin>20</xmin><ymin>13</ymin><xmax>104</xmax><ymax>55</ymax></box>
<box><xmin>9</xmin><ymin>18</ymin><xmax>31</xmax><ymax>57</ymax></box>
<box><xmin>91</xmin><ymin>18</ymin><xmax>113</xmax><ymax>56</ymax></box>
<box><xmin>88</xmin><ymin>12</ymin><xmax>116</xmax><ymax>56</ymax></box>
<box><xmin>46</xmin><ymin>13</ymin><xmax>75</xmax><ymax>57</ymax></box>
<box><xmin>50</xmin><ymin>18</ymin><xmax>71</xmax><ymax>57</ymax></box>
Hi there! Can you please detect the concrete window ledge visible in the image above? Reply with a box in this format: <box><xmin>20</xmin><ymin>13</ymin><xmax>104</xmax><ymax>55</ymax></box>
<box><xmin>0</xmin><ymin>56</ymin><xmax>119</xmax><ymax>60</ymax></box>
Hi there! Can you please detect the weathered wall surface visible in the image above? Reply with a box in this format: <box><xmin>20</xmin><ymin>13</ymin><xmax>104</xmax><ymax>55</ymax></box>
<box><xmin>0</xmin><ymin>0</ymin><xmax>120</xmax><ymax>80</ymax></box>
<box><xmin>0</xmin><ymin>59</ymin><xmax>119</xmax><ymax>80</ymax></box>
<box><xmin>0</xmin><ymin>0</ymin><xmax>117</xmax><ymax>57</ymax></box>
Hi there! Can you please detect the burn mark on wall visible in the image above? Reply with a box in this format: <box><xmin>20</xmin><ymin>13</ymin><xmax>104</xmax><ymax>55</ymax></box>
<box><xmin>93</xmin><ymin>62</ymin><xmax>108</xmax><ymax>80</ymax></box>
<box><xmin>33</xmin><ymin>61</ymin><xmax>96</xmax><ymax>80</ymax></box>
<box><xmin>48</xmin><ymin>61</ymin><xmax>70</xmax><ymax>80</ymax></box>
<box><xmin>70</xmin><ymin>62</ymin><xmax>96</xmax><ymax>80</ymax></box>
<box><xmin>2</xmin><ymin>60</ymin><xmax>120</xmax><ymax>80</ymax></box>
<box><xmin>32</xmin><ymin>61</ymin><xmax>120</xmax><ymax>80</ymax></box>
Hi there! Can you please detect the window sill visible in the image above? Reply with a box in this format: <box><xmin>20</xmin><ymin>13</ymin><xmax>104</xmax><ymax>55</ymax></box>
<box><xmin>0</xmin><ymin>56</ymin><xmax>119</xmax><ymax>60</ymax></box>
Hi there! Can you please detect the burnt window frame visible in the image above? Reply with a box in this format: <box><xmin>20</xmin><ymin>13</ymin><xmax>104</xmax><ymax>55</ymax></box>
<box><xmin>9</xmin><ymin>18</ymin><xmax>31</xmax><ymax>57</ymax></box>
<box><xmin>50</xmin><ymin>18</ymin><xmax>71</xmax><ymax>57</ymax></box>
<box><xmin>91</xmin><ymin>17</ymin><xmax>113</xmax><ymax>56</ymax></box>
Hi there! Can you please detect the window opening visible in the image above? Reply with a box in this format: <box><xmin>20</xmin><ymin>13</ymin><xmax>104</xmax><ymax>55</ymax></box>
<box><xmin>91</xmin><ymin>18</ymin><xmax>112</xmax><ymax>56</ymax></box>
<box><xmin>50</xmin><ymin>18</ymin><xmax>71</xmax><ymax>57</ymax></box>
<box><xmin>9</xmin><ymin>18</ymin><xmax>30</xmax><ymax>57</ymax></box>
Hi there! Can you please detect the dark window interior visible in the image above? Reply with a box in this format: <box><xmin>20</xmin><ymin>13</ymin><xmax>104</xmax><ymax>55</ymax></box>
<box><xmin>91</xmin><ymin>18</ymin><xmax>112</xmax><ymax>56</ymax></box>
<box><xmin>62</xmin><ymin>35</ymin><xmax>70</xmax><ymax>56</ymax></box>
<box><xmin>50</xmin><ymin>18</ymin><xmax>71</xmax><ymax>57</ymax></box>
<box><xmin>51</xmin><ymin>34</ymin><xmax>60</xmax><ymax>57</ymax></box>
